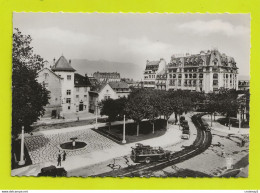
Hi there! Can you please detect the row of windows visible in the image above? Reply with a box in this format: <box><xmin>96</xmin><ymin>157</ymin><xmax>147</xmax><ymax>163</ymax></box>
<box><xmin>66</xmin><ymin>96</ymin><xmax>87</xmax><ymax>103</ymax></box>
<box><xmin>66</xmin><ymin>88</ymin><xmax>88</xmax><ymax>95</ymax></box>
<box><xmin>144</xmin><ymin>74</ymin><xmax>156</xmax><ymax>79</ymax></box>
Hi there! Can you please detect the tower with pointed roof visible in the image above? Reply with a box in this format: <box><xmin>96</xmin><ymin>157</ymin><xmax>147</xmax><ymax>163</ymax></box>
<box><xmin>52</xmin><ymin>55</ymin><xmax>76</xmax><ymax>113</ymax></box>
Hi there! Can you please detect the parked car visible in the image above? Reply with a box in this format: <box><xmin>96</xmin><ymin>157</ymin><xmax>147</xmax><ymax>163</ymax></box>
<box><xmin>181</xmin><ymin>129</ymin><xmax>190</xmax><ymax>140</ymax></box>
<box><xmin>130</xmin><ymin>143</ymin><xmax>173</xmax><ymax>164</ymax></box>
<box><xmin>37</xmin><ymin>165</ymin><xmax>67</xmax><ymax>177</ymax></box>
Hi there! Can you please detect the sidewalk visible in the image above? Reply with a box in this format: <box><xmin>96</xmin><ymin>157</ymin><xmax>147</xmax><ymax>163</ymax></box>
<box><xmin>33</xmin><ymin>112</ymin><xmax>105</xmax><ymax>126</ymax></box>
<box><xmin>12</xmin><ymin>119</ymin><xmax>186</xmax><ymax>176</ymax></box>
<box><xmin>202</xmin><ymin>115</ymin><xmax>249</xmax><ymax>135</ymax></box>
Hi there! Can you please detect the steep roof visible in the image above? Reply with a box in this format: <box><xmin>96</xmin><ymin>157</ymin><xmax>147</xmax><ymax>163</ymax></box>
<box><xmin>145</xmin><ymin>60</ymin><xmax>160</xmax><ymax>70</ymax></box>
<box><xmin>90</xmin><ymin>83</ymin><xmax>108</xmax><ymax>93</ymax></box>
<box><xmin>108</xmin><ymin>81</ymin><xmax>129</xmax><ymax>89</ymax></box>
<box><xmin>38</xmin><ymin>68</ymin><xmax>62</xmax><ymax>79</ymax></box>
<box><xmin>52</xmin><ymin>56</ymin><xmax>76</xmax><ymax>72</ymax></box>
<box><xmin>74</xmin><ymin>73</ymin><xmax>91</xmax><ymax>87</ymax></box>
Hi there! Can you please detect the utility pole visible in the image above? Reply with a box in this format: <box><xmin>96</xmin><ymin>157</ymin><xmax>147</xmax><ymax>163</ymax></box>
<box><xmin>122</xmin><ymin>115</ymin><xmax>126</xmax><ymax>144</ymax></box>
<box><xmin>18</xmin><ymin>126</ymin><xmax>25</xmax><ymax>166</ymax></box>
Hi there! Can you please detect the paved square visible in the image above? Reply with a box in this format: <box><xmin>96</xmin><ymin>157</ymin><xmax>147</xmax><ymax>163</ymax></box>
<box><xmin>25</xmin><ymin>128</ymin><xmax>118</xmax><ymax>164</ymax></box>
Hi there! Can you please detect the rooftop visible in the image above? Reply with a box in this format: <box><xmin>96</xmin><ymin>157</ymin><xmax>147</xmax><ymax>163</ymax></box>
<box><xmin>52</xmin><ymin>55</ymin><xmax>76</xmax><ymax>72</ymax></box>
<box><xmin>108</xmin><ymin>81</ymin><xmax>129</xmax><ymax>90</ymax></box>
<box><xmin>74</xmin><ymin>73</ymin><xmax>91</xmax><ymax>87</ymax></box>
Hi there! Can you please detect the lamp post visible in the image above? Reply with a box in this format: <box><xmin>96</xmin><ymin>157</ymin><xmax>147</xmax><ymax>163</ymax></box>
<box><xmin>95</xmin><ymin>104</ymin><xmax>98</xmax><ymax>129</ymax></box>
<box><xmin>238</xmin><ymin>108</ymin><xmax>241</xmax><ymax>134</ymax></box>
<box><xmin>18</xmin><ymin>126</ymin><xmax>25</xmax><ymax>166</ymax></box>
<box><xmin>122</xmin><ymin>115</ymin><xmax>126</xmax><ymax>144</ymax></box>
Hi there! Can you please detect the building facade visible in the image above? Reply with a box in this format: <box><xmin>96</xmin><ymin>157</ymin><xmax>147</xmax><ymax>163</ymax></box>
<box><xmin>238</xmin><ymin>80</ymin><xmax>250</xmax><ymax>91</ymax></box>
<box><xmin>37</xmin><ymin>55</ymin><xmax>91</xmax><ymax>117</ymax></box>
<box><xmin>93</xmin><ymin>72</ymin><xmax>121</xmax><ymax>83</ymax></box>
<box><xmin>166</xmin><ymin>49</ymin><xmax>238</xmax><ymax>93</ymax></box>
<box><xmin>88</xmin><ymin>83</ymin><xmax>117</xmax><ymax>113</ymax></box>
<box><xmin>108</xmin><ymin>81</ymin><xmax>131</xmax><ymax>98</ymax></box>
<box><xmin>155</xmin><ymin>69</ymin><xmax>168</xmax><ymax>90</ymax></box>
<box><xmin>143</xmin><ymin>58</ymin><xmax>167</xmax><ymax>88</ymax></box>
<box><xmin>37</xmin><ymin>68</ymin><xmax>62</xmax><ymax>118</ymax></box>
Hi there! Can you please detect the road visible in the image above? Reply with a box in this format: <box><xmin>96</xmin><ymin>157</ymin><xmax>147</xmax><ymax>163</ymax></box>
<box><xmin>94</xmin><ymin>113</ymin><xmax>212</xmax><ymax>177</ymax></box>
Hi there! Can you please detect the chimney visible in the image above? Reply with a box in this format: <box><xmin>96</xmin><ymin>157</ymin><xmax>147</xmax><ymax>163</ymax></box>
<box><xmin>53</xmin><ymin>58</ymin><xmax>56</xmax><ymax>65</ymax></box>
<box><xmin>69</xmin><ymin>59</ymin><xmax>71</xmax><ymax>64</ymax></box>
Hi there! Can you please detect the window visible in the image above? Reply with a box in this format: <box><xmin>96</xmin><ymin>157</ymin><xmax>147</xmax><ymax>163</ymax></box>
<box><xmin>213</xmin><ymin>80</ymin><xmax>218</xmax><ymax>86</ymax></box>
<box><xmin>173</xmin><ymin>74</ymin><xmax>176</xmax><ymax>78</ymax></box>
<box><xmin>199</xmin><ymin>73</ymin><xmax>203</xmax><ymax>78</ymax></box>
<box><xmin>76</xmin><ymin>95</ymin><xmax>79</xmax><ymax>99</ymax></box>
<box><xmin>213</xmin><ymin>73</ymin><xmax>218</xmax><ymax>79</ymax></box>
<box><xmin>76</xmin><ymin>87</ymin><xmax>79</xmax><ymax>92</ymax></box>
<box><xmin>67</xmin><ymin>75</ymin><xmax>71</xmax><ymax>80</ymax></box>
<box><xmin>178</xmin><ymin>74</ymin><xmax>182</xmax><ymax>78</ymax></box>
<box><xmin>104</xmin><ymin>96</ymin><xmax>110</xmax><ymax>100</ymax></box>
<box><xmin>66</xmin><ymin>98</ymin><xmax>71</xmax><ymax>104</ymax></box>
<box><xmin>44</xmin><ymin>73</ymin><xmax>49</xmax><ymax>79</ymax></box>
<box><xmin>66</xmin><ymin>90</ymin><xmax>71</xmax><ymax>95</ymax></box>
<box><xmin>84</xmin><ymin>95</ymin><xmax>87</xmax><ymax>99</ymax></box>
<box><xmin>68</xmin><ymin>106</ymin><xmax>70</xmax><ymax>110</ymax></box>
<box><xmin>43</xmin><ymin>82</ymin><xmax>48</xmax><ymax>89</ymax></box>
<box><xmin>193</xmin><ymin>74</ymin><xmax>197</xmax><ymax>78</ymax></box>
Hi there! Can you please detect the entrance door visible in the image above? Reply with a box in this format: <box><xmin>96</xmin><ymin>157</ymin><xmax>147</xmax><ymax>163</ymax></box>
<box><xmin>51</xmin><ymin>110</ymin><xmax>57</xmax><ymax>118</ymax></box>
<box><xmin>79</xmin><ymin>103</ymin><xmax>84</xmax><ymax>111</ymax></box>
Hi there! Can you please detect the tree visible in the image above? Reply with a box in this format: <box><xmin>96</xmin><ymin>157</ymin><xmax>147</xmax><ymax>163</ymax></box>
<box><xmin>100</xmin><ymin>97</ymin><xmax>127</xmax><ymax>130</ymax></box>
<box><xmin>170</xmin><ymin>90</ymin><xmax>193</xmax><ymax>125</ymax></box>
<box><xmin>12</xmin><ymin>28</ymin><xmax>50</xmax><ymax>138</ymax></box>
<box><xmin>144</xmin><ymin>90</ymin><xmax>160</xmax><ymax>133</ymax></box>
<box><xmin>156</xmin><ymin>90</ymin><xmax>175</xmax><ymax>129</ymax></box>
<box><xmin>217</xmin><ymin>88</ymin><xmax>239</xmax><ymax>130</ymax></box>
<box><xmin>124</xmin><ymin>89</ymin><xmax>148</xmax><ymax>136</ymax></box>
<box><xmin>205</xmin><ymin>92</ymin><xmax>219</xmax><ymax>126</ymax></box>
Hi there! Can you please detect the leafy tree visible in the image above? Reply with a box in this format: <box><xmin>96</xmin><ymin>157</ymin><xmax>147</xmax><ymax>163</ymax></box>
<box><xmin>144</xmin><ymin>90</ymin><xmax>160</xmax><ymax>133</ymax></box>
<box><xmin>124</xmin><ymin>89</ymin><xmax>148</xmax><ymax>136</ymax></box>
<box><xmin>156</xmin><ymin>90</ymin><xmax>175</xmax><ymax>129</ymax></box>
<box><xmin>205</xmin><ymin>92</ymin><xmax>219</xmax><ymax>126</ymax></box>
<box><xmin>12</xmin><ymin>28</ymin><xmax>50</xmax><ymax>138</ymax></box>
<box><xmin>100</xmin><ymin>97</ymin><xmax>127</xmax><ymax>130</ymax></box>
<box><xmin>170</xmin><ymin>90</ymin><xmax>193</xmax><ymax>125</ymax></box>
<box><xmin>216</xmin><ymin>88</ymin><xmax>239</xmax><ymax>129</ymax></box>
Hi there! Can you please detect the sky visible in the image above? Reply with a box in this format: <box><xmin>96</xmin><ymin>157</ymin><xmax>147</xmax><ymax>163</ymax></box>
<box><xmin>13</xmin><ymin>13</ymin><xmax>250</xmax><ymax>80</ymax></box>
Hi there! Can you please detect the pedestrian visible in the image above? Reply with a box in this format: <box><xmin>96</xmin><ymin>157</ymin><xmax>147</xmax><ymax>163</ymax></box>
<box><xmin>241</xmin><ymin>139</ymin><xmax>245</xmax><ymax>147</ymax></box>
<box><xmin>63</xmin><ymin>150</ymin><xmax>67</xmax><ymax>161</ymax></box>
<box><xmin>57</xmin><ymin>154</ymin><xmax>61</xmax><ymax>167</ymax></box>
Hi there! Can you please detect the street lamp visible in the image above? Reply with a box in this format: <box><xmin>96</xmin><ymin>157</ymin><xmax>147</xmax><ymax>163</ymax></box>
<box><xmin>122</xmin><ymin>115</ymin><xmax>126</xmax><ymax>144</ymax></box>
<box><xmin>95</xmin><ymin>104</ymin><xmax>98</xmax><ymax>129</ymax></box>
<box><xmin>18</xmin><ymin>126</ymin><xmax>25</xmax><ymax>166</ymax></box>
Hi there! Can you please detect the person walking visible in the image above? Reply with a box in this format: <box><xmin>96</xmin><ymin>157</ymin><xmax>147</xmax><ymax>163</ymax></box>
<box><xmin>63</xmin><ymin>151</ymin><xmax>67</xmax><ymax>161</ymax></box>
<box><xmin>57</xmin><ymin>153</ymin><xmax>62</xmax><ymax>167</ymax></box>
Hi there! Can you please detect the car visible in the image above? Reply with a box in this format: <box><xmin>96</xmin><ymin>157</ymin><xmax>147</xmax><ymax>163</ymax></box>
<box><xmin>130</xmin><ymin>144</ymin><xmax>173</xmax><ymax>164</ymax></box>
<box><xmin>37</xmin><ymin>165</ymin><xmax>67</xmax><ymax>177</ymax></box>
<box><xmin>181</xmin><ymin>129</ymin><xmax>190</xmax><ymax>140</ymax></box>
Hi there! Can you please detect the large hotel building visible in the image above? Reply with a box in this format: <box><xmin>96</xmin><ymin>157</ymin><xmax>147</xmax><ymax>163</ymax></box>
<box><xmin>143</xmin><ymin>49</ymin><xmax>238</xmax><ymax>93</ymax></box>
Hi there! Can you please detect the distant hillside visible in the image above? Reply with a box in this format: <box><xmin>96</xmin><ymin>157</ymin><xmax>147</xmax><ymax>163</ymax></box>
<box><xmin>71</xmin><ymin>59</ymin><xmax>142</xmax><ymax>80</ymax></box>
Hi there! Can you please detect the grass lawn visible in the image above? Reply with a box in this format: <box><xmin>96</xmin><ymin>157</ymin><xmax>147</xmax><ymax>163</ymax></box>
<box><xmin>217</xmin><ymin>117</ymin><xmax>249</xmax><ymax>128</ymax></box>
<box><xmin>95</xmin><ymin>119</ymin><xmax>167</xmax><ymax>144</ymax></box>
